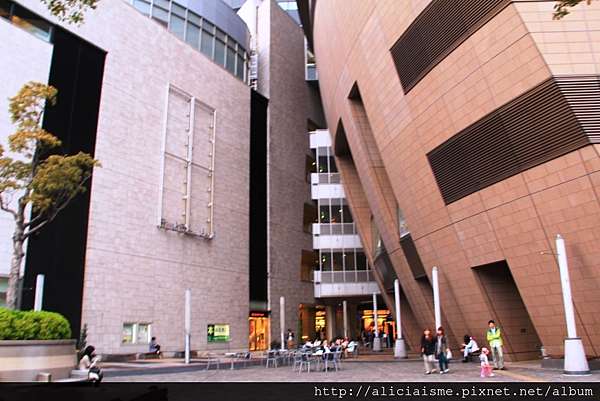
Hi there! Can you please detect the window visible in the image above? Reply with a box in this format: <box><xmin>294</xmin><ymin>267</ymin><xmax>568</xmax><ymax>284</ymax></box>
<box><xmin>185</xmin><ymin>21</ymin><xmax>200</xmax><ymax>49</ymax></box>
<box><xmin>200</xmin><ymin>28</ymin><xmax>214</xmax><ymax>58</ymax></box>
<box><xmin>319</xmin><ymin>204</ymin><xmax>330</xmax><ymax>223</ymax></box>
<box><xmin>398</xmin><ymin>205</ymin><xmax>409</xmax><ymax>237</ymax></box>
<box><xmin>132</xmin><ymin>0</ymin><xmax>150</xmax><ymax>15</ymax></box>
<box><xmin>122</xmin><ymin>323</ymin><xmax>151</xmax><ymax>344</ymax></box>
<box><xmin>236</xmin><ymin>53</ymin><xmax>245</xmax><ymax>80</ymax></box>
<box><xmin>226</xmin><ymin>45</ymin><xmax>236</xmax><ymax>74</ymax></box>
<box><xmin>342</xmin><ymin>205</ymin><xmax>353</xmax><ymax>223</ymax></box>
<box><xmin>214</xmin><ymin>39</ymin><xmax>226</xmax><ymax>66</ymax></box>
<box><xmin>332</xmin><ymin>252</ymin><xmax>344</xmax><ymax>271</ymax></box>
<box><xmin>356</xmin><ymin>252</ymin><xmax>367</xmax><ymax>270</ymax></box>
<box><xmin>159</xmin><ymin>85</ymin><xmax>216</xmax><ymax>239</ymax></box>
<box><xmin>11</xmin><ymin>3</ymin><xmax>52</xmax><ymax>41</ymax></box>
<box><xmin>128</xmin><ymin>0</ymin><xmax>247</xmax><ymax>82</ymax></box>
<box><xmin>169</xmin><ymin>13</ymin><xmax>185</xmax><ymax>39</ymax></box>
<box><xmin>151</xmin><ymin>4</ymin><xmax>168</xmax><ymax>27</ymax></box>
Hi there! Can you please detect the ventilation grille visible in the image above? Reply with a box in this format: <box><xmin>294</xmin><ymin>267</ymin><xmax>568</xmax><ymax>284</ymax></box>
<box><xmin>390</xmin><ymin>0</ymin><xmax>510</xmax><ymax>93</ymax></box>
<box><xmin>428</xmin><ymin>76</ymin><xmax>600</xmax><ymax>205</ymax></box>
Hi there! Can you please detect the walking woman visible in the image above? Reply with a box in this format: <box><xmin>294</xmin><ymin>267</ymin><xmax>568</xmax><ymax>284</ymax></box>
<box><xmin>436</xmin><ymin>326</ymin><xmax>450</xmax><ymax>374</ymax></box>
<box><xmin>420</xmin><ymin>328</ymin><xmax>436</xmax><ymax>374</ymax></box>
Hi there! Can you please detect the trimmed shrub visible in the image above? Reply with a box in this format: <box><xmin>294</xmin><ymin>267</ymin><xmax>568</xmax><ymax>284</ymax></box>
<box><xmin>0</xmin><ymin>308</ymin><xmax>71</xmax><ymax>340</ymax></box>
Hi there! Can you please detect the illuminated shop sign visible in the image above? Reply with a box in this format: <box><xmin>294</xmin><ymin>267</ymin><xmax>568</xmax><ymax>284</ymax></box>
<box><xmin>207</xmin><ymin>324</ymin><xmax>230</xmax><ymax>342</ymax></box>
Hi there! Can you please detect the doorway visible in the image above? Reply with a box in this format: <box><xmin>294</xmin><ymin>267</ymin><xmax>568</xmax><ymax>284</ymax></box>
<box><xmin>473</xmin><ymin>260</ymin><xmax>541</xmax><ymax>361</ymax></box>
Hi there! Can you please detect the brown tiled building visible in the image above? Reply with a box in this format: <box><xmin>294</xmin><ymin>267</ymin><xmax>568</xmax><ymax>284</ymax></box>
<box><xmin>299</xmin><ymin>0</ymin><xmax>600</xmax><ymax>360</ymax></box>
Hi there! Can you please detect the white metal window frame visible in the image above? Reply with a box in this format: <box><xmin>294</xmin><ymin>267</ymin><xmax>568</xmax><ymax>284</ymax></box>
<box><xmin>157</xmin><ymin>84</ymin><xmax>216</xmax><ymax>239</ymax></box>
<box><xmin>122</xmin><ymin>322</ymin><xmax>152</xmax><ymax>345</ymax></box>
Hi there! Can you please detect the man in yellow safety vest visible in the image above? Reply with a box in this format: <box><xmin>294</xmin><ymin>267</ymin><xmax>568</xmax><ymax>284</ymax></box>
<box><xmin>486</xmin><ymin>320</ymin><xmax>505</xmax><ymax>370</ymax></box>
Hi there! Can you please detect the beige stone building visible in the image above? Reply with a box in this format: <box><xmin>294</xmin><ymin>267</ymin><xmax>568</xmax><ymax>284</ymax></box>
<box><xmin>1</xmin><ymin>0</ymin><xmax>322</xmax><ymax>356</ymax></box>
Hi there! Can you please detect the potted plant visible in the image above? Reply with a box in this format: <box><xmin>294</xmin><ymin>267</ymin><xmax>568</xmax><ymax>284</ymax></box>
<box><xmin>0</xmin><ymin>308</ymin><xmax>77</xmax><ymax>381</ymax></box>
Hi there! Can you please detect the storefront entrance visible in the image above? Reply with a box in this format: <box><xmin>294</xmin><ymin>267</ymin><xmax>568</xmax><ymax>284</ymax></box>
<box><xmin>248</xmin><ymin>313</ymin><xmax>270</xmax><ymax>351</ymax></box>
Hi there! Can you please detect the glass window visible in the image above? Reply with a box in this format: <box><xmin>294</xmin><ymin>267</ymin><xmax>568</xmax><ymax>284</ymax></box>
<box><xmin>236</xmin><ymin>53</ymin><xmax>245</xmax><ymax>80</ymax></box>
<box><xmin>318</xmin><ymin>154</ymin><xmax>328</xmax><ymax>173</ymax></box>
<box><xmin>203</xmin><ymin>20</ymin><xmax>214</xmax><ymax>33</ymax></box>
<box><xmin>319</xmin><ymin>204</ymin><xmax>330</xmax><ymax>223</ymax></box>
<box><xmin>331</xmin><ymin>203</ymin><xmax>342</xmax><ymax>223</ymax></box>
<box><xmin>171</xmin><ymin>3</ymin><xmax>186</xmax><ymax>17</ymax></box>
<box><xmin>154</xmin><ymin>0</ymin><xmax>169</xmax><ymax>8</ymax></box>
<box><xmin>169</xmin><ymin>14</ymin><xmax>185</xmax><ymax>39</ymax></box>
<box><xmin>332</xmin><ymin>252</ymin><xmax>344</xmax><ymax>271</ymax></box>
<box><xmin>136</xmin><ymin>323</ymin><xmax>151</xmax><ymax>344</ymax></box>
<box><xmin>313</xmin><ymin>250</ymin><xmax>320</xmax><ymax>270</ymax></box>
<box><xmin>214</xmin><ymin>38</ymin><xmax>226</xmax><ymax>66</ymax></box>
<box><xmin>356</xmin><ymin>252</ymin><xmax>367</xmax><ymax>270</ymax></box>
<box><xmin>185</xmin><ymin>21</ymin><xmax>200</xmax><ymax>49</ymax></box>
<box><xmin>342</xmin><ymin>205</ymin><xmax>353</xmax><ymax>223</ymax></box>
<box><xmin>11</xmin><ymin>4</ymin><xmax>52</xmax><ymax>41</ymax></box>
<box><xmin>344</xmin><ymin>251</ymin><xmax>356</xmax><ymax>270</ymax></box>
<box><xmin>132</xmin><ymin>0</ymin><xmax>150</xmax><ymax>15</ymax></box>
<box><xmin>188</xmin><ymin>10</ymin><xmax>201</xmax><ymax>26</ymax></box>
<box><xmin>215</xmin><ymin>27</ymin><xmax>226</xmax><ymax>41</ymax></box>
<box><xmin>329</xmin><ymin>156</ymin><xmax>338</xmax><ymax>172</ymax></box>
<box><xmin>200</xmin><ymin>29</ymin><xmax>213</xmax><ymax>58</ymax></box>
<box><xmin>226</xmin><ymin>45</ymin><xmax>236</xmax><ymax>74</ymax></box>
<box><xmin>398</xmin><ymin>205</ymin><xmax>409</xmax><ymax>237</ymax></box>
<box><xmin>122</xmin><ymin>323</ymin><xmax>134</xmax><ymax>344</ymax></box>
<box><xmin>151</xmin><ymin>5</ymin><xmax>168</xmax><ymax>27</ymax></box>
<box><xmin>321</xmin><ymin>251</ymin><xmax>332</xmax><ymax>271</ymax></box>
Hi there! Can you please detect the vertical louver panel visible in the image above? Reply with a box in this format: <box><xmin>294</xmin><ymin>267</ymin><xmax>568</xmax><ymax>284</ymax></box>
<box><xmin>428</xmin><ymin>76</ymin><xmax>600</xmax><ymax>205</ymax></box>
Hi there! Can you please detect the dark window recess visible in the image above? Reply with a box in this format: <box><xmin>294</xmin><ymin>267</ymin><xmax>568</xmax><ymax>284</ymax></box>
<box><xmin>390</xmin><ymin>0</ymin><xmax>510</xmax><ymax>93</ymax></box>
<box><xmin>428</xmin><ymin>75</ymin><xmax>600</xmax><ymax>205</ymax></box>
<box><xmin>373</xmin><ymin>245</ymin><xmax>398</xmax><ymax>292</ymax></box>
<box><xmin>399</xmin><ymin>234</ymin><xmax>427</xmax><ymax>280</ymax></box>
<box><xmin>249</xmin><ymin>90</ymin><xmax>269</xmax><ymax>305</ymax></box>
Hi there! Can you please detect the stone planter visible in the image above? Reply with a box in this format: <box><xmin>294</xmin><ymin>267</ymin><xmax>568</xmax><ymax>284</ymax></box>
<box><xmin>0</xmin><ymin>339</ymin><xmax>77</xmax><ymax>381</ymax></box>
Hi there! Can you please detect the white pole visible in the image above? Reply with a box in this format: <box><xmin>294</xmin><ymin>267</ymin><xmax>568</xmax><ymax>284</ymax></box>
<box><xmin>342</xmin><ymin>300</ymin><xmax>348</xmax><ymax>338</ymax></box>
<box><xmin>372</xmin><ymin>293</ymin><xmax>381</xmax><ymax>351</ymax></box>
<box><xmin>184</xmin><ymin>289</ymin><xmax>191</xmax><ymax>364</ymax></box>
<box><xmin>393</xmin><ymin>279</ymin><xmax>407</xmax><ymax>358</ymax></box>
<box><xmin>556</xmin><ymin>234</ymin><xmax>590</xmax><ymax>375</ymax></box>
<box><xmin>33</xmin><ymin>274</ymin><xmax>45</xmax><ymax>311</ymax></box>
<box><xmin>432</xmin><ymin>266</ymin><xmax>441</xmax><ymax>330</ymax></box>
<box><xmin>280</xmin><ymin>296</ymin><xmax>285</xmax><ymax>350</ymax></box>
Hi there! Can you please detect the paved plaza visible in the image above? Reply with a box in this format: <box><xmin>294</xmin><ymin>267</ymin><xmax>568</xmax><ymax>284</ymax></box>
<box><xmin>104</xmin><ymin>358</ymin><xmax>599</xmax><ymax>383</ymax></box>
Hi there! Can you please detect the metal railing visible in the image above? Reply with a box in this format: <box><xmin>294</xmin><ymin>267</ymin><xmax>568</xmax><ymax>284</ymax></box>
<box><xmin>315</xmin><ymin>270</ymin><xmax>375</xmax><ymax>284</ymax></box>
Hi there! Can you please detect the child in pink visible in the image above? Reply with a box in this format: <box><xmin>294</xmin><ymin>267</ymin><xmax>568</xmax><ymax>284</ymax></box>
<box><xmin>480</xmin><ymin>347</ymin><xmax>495</xmax><ymax>378</ymax></box>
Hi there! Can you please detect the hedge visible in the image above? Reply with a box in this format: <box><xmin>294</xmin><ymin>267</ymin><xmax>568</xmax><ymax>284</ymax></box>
<box><xmin>0</xmin><ymin>308</ymin><xmax>71</xmax><ymax>340</ymax></box>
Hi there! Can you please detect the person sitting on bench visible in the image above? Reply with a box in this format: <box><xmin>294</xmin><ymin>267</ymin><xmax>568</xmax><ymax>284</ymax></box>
<box><xmin>149</xmin><ymin>337</ymin><xmax>161</xmax><ymax>355</ymax></box>
<box><xmin>460</xmin><ymin>335</ymin><xmax>479</xmax><ymax>362</ymax></box>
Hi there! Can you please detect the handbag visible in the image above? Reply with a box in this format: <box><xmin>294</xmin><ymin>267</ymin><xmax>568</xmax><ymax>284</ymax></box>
<box><xmin>446</xmin><ymin>349</ymin><xmax>453</xmax><ymax>360</ymax></box>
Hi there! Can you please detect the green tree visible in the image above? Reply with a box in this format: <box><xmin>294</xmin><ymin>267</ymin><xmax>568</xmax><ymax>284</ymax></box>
<box><xmin>554</xmin><ymin>0</ymin><xmax>592</xmax><ymax>19</ymax></box>
<box><xmin>40</xmin><ymin>0</ymin><xmax>99</xmax><ymax>24</ymax></box>
<box><xmin>2</xmin><ymin>82</ymin><xmax>99</xmax><ymax>309</ymax></box>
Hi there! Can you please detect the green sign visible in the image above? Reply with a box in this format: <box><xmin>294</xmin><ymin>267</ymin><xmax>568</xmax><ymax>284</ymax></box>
<box><xmin>207</xmin><ymin>324</ymin><xmax>230</xmax><ymax>342</ymax></box>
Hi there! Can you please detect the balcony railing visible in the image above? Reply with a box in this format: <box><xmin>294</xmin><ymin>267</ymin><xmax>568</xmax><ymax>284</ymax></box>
<box><xmin>316</xmin><ymin>173</ymin><xmax>341</xmax><ymax>184</ymax></box>
<box><xmin>314</xmin><ymin>270</ymin><xmax>375</xmax><ymax>284</ymax></box>
<box><xmin>316</xmin><ymin>223</ymin><xmax>356</xmax><ymax>235</ymax></box>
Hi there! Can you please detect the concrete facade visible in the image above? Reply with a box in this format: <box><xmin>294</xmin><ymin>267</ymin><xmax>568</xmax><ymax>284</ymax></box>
<box><xmin>307</xmin><ymin>0</ymin><xmax>600</xmax><ymax>360</ymax></box>
<box><xmin>239</xmin><ymin>0</ymin><xmax>324</xmax><ymax>347</ymax></box>
<box><xmin>10</xmin><ymin>0</ymin><xmax>251</xmax><ymax>354</ymax></box>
